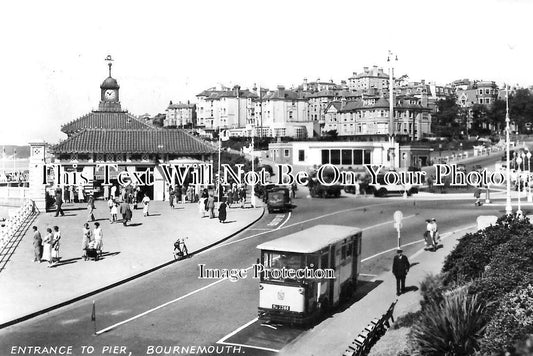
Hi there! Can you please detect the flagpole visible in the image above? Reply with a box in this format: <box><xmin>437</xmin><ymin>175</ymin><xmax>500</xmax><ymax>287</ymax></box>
<box><xmin>13</xmin><ymin>148</ymin><xmax>16</xmax><ymax>180</ymax></box>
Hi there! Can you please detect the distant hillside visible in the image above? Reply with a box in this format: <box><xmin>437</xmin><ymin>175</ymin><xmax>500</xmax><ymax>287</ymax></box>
<box><xmin>1</xmin><ymin>146</ymin><xmax>31</xmax><ymax>159</ymax></box>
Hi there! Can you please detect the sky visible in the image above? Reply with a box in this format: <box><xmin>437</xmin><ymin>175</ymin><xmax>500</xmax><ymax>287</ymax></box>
<box><xmin>0</xmin><ymin>0</ymin><xmax>531</xmax><ymax>145</ymax></box>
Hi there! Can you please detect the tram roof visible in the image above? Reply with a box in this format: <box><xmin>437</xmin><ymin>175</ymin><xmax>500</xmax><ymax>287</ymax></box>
<box><xmin>257</xmin><ymin>225</ymin><xmax>362</xmax><ymax>254</ymax></box>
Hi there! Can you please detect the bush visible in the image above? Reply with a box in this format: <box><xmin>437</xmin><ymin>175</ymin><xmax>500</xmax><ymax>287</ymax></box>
<box><xmin>419</xmin><ymin>274</ymin><xmax>447</xmax><ymax>309</ymax></box>
<box><xmin>480</xmin><ymin>285</ymin><xmax>533</xmax><ymax>355</ymax></box>
<box><xmin>442</xmin><ymin>214</ymin><xmax>533</xmax><ymax>286</ymax></box>
<box><xmin>409</xmin><ymin>287</ymin><xmax>487</xmax><ymax>355</ymax></box>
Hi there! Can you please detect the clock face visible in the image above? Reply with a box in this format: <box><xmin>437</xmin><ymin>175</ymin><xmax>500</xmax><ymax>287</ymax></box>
<box><xmin>105</xmin><ymin>89</ymin><xmax>116</xmax><ymax>100</ymax></box>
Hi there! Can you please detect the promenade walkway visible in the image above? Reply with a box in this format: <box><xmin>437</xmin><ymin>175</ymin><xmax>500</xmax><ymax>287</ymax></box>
<box><xmin>0</xmin><ymin>199</ymin><xmax>264</xmax><ymax>327</ymax></box>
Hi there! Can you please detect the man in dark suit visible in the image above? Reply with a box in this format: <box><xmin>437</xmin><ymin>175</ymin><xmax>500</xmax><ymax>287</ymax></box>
<box><xmin>392</xmin><ymin>249</ymin><xmax>410</xmax><ymax>296</ymax></box>
<box><xmin>54</xmin><ymin>188</ymin><xmax>64</xmax><ymax>217</ymax></box>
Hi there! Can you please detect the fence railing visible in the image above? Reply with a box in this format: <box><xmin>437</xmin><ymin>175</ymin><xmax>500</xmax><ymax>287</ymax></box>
<box><xmin>0</xmin><ymin>199</ymin><xmax>36</xmax><ymax>252</ymax></box>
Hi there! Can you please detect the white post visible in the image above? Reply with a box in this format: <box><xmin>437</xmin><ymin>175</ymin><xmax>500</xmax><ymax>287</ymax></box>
<box><xmin>505</xmin><ymin>85</ymin><xmax>512</xmax><ymax>215</ymax></box>
<box><xmin>517</xmin><ymin>156</ymin><xmax>523</xmax><ymax>216</ymax></box>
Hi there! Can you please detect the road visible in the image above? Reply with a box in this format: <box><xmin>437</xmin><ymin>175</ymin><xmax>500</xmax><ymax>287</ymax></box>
<box><xmin>0</xmin><ymin>191</ymin><xmax>504</xmax><ymax>356</ymax></box>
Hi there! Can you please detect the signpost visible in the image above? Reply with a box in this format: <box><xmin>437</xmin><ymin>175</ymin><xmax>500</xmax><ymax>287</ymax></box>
<box><xmin>393</xmin><ymin>210</ymin><xmax>403</xmax><ymax>249</ymax></box>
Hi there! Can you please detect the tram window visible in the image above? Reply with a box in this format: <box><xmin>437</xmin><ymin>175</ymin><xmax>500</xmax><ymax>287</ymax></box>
<box><xmin>347</xmin><ymin>242</ymin><xmax>353</xmax><ymax>257</ymax></box>
<box><xmin>341</xmin><ymin>245</ymin><xmax>347</xmax><ymax>260</ymax></box>
<box><xmin>307</xmin><ymin>255</ymin><xmax>319</xmax><ymax>270</ymax></box>
<box><xmin>320</xmin><ymin>252</ymin><xmax>329</xmax><ymax>269</ymax></box>
<box><xmin>262</xmin><ymin>251</ymin><xmax>304</xmax><ymax>281</ymax></box>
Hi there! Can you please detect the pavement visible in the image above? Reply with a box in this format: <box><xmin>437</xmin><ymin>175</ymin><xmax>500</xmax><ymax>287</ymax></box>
<box><xmin>279</xmin><ymin>222</ymin><xmax>478</xmax><ymax>356</ymax></box>
<box><xmin>0</xmin><ymin>198</ymin><xmax>264</xmax><ymax>327</ymax></box>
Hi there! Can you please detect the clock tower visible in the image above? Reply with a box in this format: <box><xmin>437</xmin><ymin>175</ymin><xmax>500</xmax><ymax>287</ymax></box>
<box><xmin>98</xmin><ymin>55</ymin><xmax>122</xmax><ymax>112</ymax></box>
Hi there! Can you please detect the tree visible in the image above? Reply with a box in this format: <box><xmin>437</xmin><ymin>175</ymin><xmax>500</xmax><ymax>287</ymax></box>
<box><xmin>487</xmin><ymin>98</ymin><xmax>506</xmax><ymax>133</ymax></box>
<box><xmin>432</xmin><ymin>95</ymin><xmax>463</xmax><ymax>137</ymax></box>
<box><xmin>510</xmin><ymin>89</ymin><xmax>533</xmax><ymax>133</ymax></box>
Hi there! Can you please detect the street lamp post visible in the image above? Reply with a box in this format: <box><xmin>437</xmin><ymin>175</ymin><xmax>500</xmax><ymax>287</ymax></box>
<box><xmin>516</xmin><ymin>156</ymin><xmax>523</xmax><ymax>217</ymax></box>
<box><xmin>505</xmin><ymin>85</ymin><xmax>513</xmax><ymax>215</ymax></box>
<box><xmin>526</xmin><ymin>151</ymin><xmax>533</xmax><ymax>203</ymax></box>
<box><xmin>387</xmin><ymin>51</ymin><xmax>398</xmax><ymax>169</ymax></box>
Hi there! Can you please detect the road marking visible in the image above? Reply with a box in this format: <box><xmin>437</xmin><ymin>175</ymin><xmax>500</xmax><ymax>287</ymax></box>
<box><xmin>218</xmin><ymin>341</ymin><xmax>279</xmax><ymax>353</ymax></box>
<box><xmin>95</xmin><ymin>278</ymin><xmax>227</xmax><ymax>335</ymax></box>
<box><xmin>277</xmin><ymin>212</ymin><xmax>291</xmax><ymax>229</ymax></box>
<box><xmin>267</xmin><ymin>215</ymin><xmax>285</xmax><ymax>226</ymax></box>
<box><xmin>217</xmin><ymin>317</ymin><xmax>258</xmax><ymax>344</ymax></box>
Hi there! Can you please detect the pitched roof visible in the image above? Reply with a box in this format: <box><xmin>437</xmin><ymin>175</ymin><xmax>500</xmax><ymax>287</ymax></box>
<box><xmin>61</xmin><ymin>111</ymin><xmax>154</xmax><ymax>135</ymax></box>
<box><xmin>52</xmin><ymin>129</ymin><xmax>217</xmax><ymax>155</ymax></box>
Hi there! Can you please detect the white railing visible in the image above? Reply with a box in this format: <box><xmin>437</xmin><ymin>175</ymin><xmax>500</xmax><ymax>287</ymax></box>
<box><xmin>0</xmin><ymin>199</ymin><xmax>35</xmax><ymax>251</ymax></box>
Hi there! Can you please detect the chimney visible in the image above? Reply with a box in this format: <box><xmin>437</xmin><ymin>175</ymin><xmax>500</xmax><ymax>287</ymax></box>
<box><xmin>277</xmin><ymin>85</ymin><xmax>285</xmax><ymax>97</ymax></box>
<box><xmin>372</xmin><ymin>65</ymin><xmax>378</xmax><ymax>75</ymax></box>
<box><xmin>363</xmin><ymin>67</ymin><xmax>369</xmax><ymax>73</ymax></box>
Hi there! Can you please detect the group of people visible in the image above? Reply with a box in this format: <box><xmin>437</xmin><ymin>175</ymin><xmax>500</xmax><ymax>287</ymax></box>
<box><xmin>198</xmin><ymin>189</ymin><xmax>228</xmax><ymax>223</ymax></box>
<box><xmin>424</xmin><ymin>218</ymin><xmax>440</xmax><ymax>250</ymax></box>
<box><xmin>32</xmin><ymin>225</ymin><xmax>61</xmax><ymax>267</ymax></box>
<box><xmin>81</xmin><ymin>222</ymin><xmax>103</xmax><ymax>260</ymax></box>
<box><xmin>168</xmin><ymin>185</ymin><xmax>197</xmax><ymax>208</ymax></box>
<box><xmin>106</xmin><ymin>195</ymin><xmax>149</xmax><ymax>225</ymax></box>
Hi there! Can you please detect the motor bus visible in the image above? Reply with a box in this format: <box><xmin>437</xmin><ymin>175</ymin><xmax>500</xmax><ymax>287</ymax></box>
<box><xmin>256</xmin><ymin>225</ymin><xmax>362</xmax><ymax>325</ymax></box>
<box><xmin>266</xmin><ymin>187</ymin><xmax>292</xmax><ymax>213</ymax></box>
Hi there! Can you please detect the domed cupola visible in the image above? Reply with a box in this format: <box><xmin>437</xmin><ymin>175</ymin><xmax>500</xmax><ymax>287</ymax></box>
<box><xmin>98</xmin><ymin>55</ymin><xmax>122</xmax><ymax>112</ymax></box>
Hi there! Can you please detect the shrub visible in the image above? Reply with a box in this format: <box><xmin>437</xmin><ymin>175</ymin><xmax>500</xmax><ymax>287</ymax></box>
<box><xmin>441</xmin><ymin>214</ymin><xmax>533</xmax><ymax>286</ymax></box>
<box><xmin>419</xmin><ymin>274</ymin><xmax>447</xmax><ymax>309</ymax></box>
<box><xmin>480</xmin><ymin>285</ymin><xmax>533</xmax><ymax>355</ymax></box>
<box><xmin>409</xmin><ymin>287</ymin><xmax>487</xmax><ymax>355</ymax></box>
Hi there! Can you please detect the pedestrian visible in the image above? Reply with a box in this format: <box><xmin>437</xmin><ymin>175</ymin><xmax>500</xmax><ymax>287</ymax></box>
<box><xmin>239</xmin><ymin>186</ymin><xmax>247</xmax><ymax>208</ymax></box>
<box><xmin>218</xmin><ymin>199</ymin><xmax>227</xmax><ymax>223</ymax></box>
<box><xmin>207</xmin><ymin>192</ymin><xmax>215</xmax><ymax>219</ymax></box>
<box><xmin>32</xmin><ymin>226</ymin><xmax>43</xmax><ymax>262</ymax></box>
<box><xmin>392</xmin><ymin>249</ymin><xmax>410</xmax><ymax>296</ymax></box>
<box><xmin>120</xmin><ymin>201</ymin><xmax>132</xmax><ymax>226</ymax></box>
<box><xmin>54</xmin><ymin>188</ymin><xmax>65</xmax><ymax>217</ymax></box>
<box><xmin>82</xmin><ymin>223</ymin><xmax>91</xmax><ymax>260</ymax></box>
<box><xmin>107</xmin><ymin>197</ymin><xmax>114</xmax><ymax>214</ymax></box>
<box><xmin>69</xmin><ymin>185</ymin><xmax>75</xmax><ymax>203</ymax></box>
<box><xmin>94</xmin><ymin>222</ymin><xmax>103</xmax><ymax>252</ymax></box>
<box><xmin>51</xmin><ymin>226</ymin><xmax>61</xmax><ymax>265</ymax></box>
<box><xmin>142</xmin><ymin>194</ymin><xmax>150</xmax><ymax>217</ymax></box>
<box><xmin>169</xmin><ymin>186</ymin><xmax>175</xmax><ymax>209</ymax></box>
<box><xmin>110</xmin><ymin>184</ymin><xmax>117</xmax><ymax>200</ymax></box>
<box><xmin>78</xmin><ymin>184</ymin><xmax>85</xmax><ymax>203</ymax></box>
<box><xmin>181</xmin><ymin>185</ymin><xmax>187</xmax><ymax>204</ymax></box>
<box><xmin>176</xmin><ymin>185</ymin><xmax>182</xmax><ymax>204</ymax></box>
<box><xmin>474</xmin><ymin>187</ymin><xmax>482</xmax><ymax>206</ymax></box>
<box><xmin>198</xmin><ymin>196</ymin><xmax>206</xmax><ymax>217</ymax></box>
<box><xmin>291</xmin><ymin>182</ymin><xmax>297</xmax><ymax>199</ymax></box>
<box><xmin>87</xmin><ymin>194</ymin><xmax>95</xmax><ymax>222</ymax></box>
<box><xmin>430</xmin><ymin>218</ymin><xmax>440</xmax><ymax>247</ymax></box>
<box><xmin>227</xmin><ymin>187</ymin><xmax>234</xmax><ymax>207</ymax></box>
<box><xmin>110</xmin><ymin>201</ymin><xmax>118</xmax><ymax>223</ymax></box>
<box><xmin>424</xmin><ymin>219</ymin><xmax>436</xmax><ymax>251</ymax></box>
<box><xmin>42</xmin><ymin>227</ymin><xmax>53</xmax><ymax>267</ymax></box>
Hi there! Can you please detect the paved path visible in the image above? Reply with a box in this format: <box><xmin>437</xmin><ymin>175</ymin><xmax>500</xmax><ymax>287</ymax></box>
<box><xmin>0</xmin><ymin>199</ymin><xmax>264</xmax><ymax>326</ymax></box>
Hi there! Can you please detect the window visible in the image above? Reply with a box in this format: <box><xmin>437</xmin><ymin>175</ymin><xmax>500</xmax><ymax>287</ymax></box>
<box><xmin>331</xmin><ymin>150</ymin><xmax>340</xmax><ymax>165</ymax></box>
<box><xmin>321</xmin><ymin>150</ymin><xmax>329</xmax><ymax>164</ymax></box>
<box><xmin>284</xmin><ymin>149</ymin><xmax>290</xmax><ymax>157</ymax></box>
<box><xmin>342</xmin><ymin>150</ymin><xmax>352</xmax><ymax>165</ymax></box>
<box><xmin>364</xmin><ymin>150</ymin><xmax>371</xmax><ymax>164</ymax></box>
<box><xmin>298</xmin><ymin>150</ymin><xmax>305</xmax><ymax>162</ymax></box>
<box><xmin>353</xmin><ymin>150</ymin><xmax>363</xmax><ymax>165</ymax></box>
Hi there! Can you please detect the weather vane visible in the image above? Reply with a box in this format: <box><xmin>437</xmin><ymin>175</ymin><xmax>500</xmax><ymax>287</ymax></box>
<box><xmin>105</xmin><ymin>55</ymin><xmax>114</xmax><ymax>77</ymax></box>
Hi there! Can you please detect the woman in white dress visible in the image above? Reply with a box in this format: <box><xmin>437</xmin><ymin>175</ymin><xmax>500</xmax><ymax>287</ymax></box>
<box><xmin>42</xmin><ymin>227</ymin><xmax>53</xmax><ymax>266</ymax></box>
<box><xmin>51</xmin><ymin>226</ymin><xmax>61</xmax><ymax>264</ymax></box>
<box><xmin>142</xmin><ymin>194</ymin><xmax>150</xmax><ymax>217</ymax></box>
